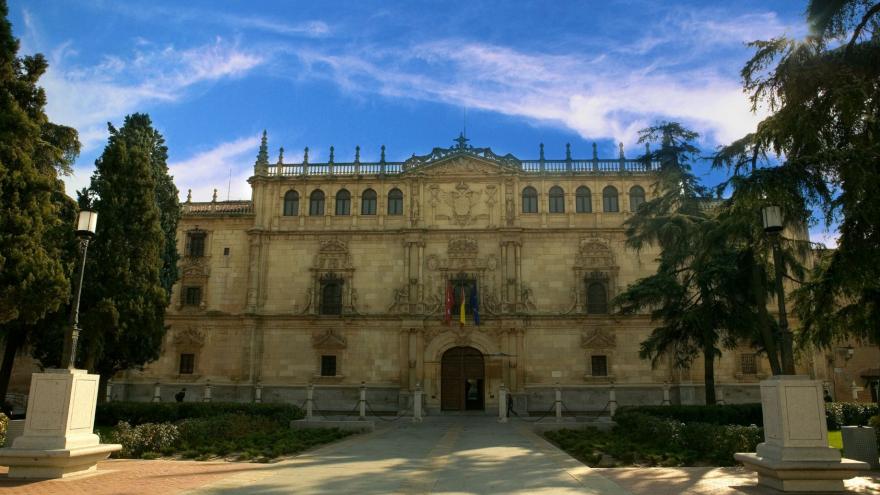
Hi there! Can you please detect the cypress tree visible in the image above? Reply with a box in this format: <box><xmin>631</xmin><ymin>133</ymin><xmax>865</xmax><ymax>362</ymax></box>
<box><xmin>0</xmin><ymin>0</ymin><xmax>80</xmax><ymax>401</ymax></box>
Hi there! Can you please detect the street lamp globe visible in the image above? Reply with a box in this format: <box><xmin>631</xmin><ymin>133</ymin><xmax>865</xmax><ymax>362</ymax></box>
<box><xmin>762</xmin><ymin>205</ymin><xmax>783</xmax><ymax>233</ymax></box>
<box><xmin>75</xmin><ymin>209</ymin><xmax>98</xmax><ymax>237</ymax></box>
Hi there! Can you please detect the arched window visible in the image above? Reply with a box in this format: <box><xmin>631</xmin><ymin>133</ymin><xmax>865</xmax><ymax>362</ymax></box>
<box><xmin>388</xmin><ymin>188</ymin><xmax>403</xmax><ymax>215</ymax></box>
<box><xmin>335</xmin><ymin>189</ymin><xmax>351</xmax><ymax>215</ymax></box>
<box><xmin>361</xmin><ymin>188</ymin><xmax>377</xmax><ymax>215</ymax></box>
<box><xmin>309</xmin><ymin>190</ymin><xmax>325</xmax><ymax>216</ymax></box>
<box><xmin>629</xmin><ymin>186</ymin><xmax>646</xmax><ymax>212</ymax></box>
<box><xmin>283</xmin><ymin>190</ymin><xmax>299</xmax><ymax>216</ymax></box>
<box><xmin>602</xmin><ymin>186</ymin><xmax>619</xmax><ymax>212</ymax></box>
<box><xmin>587</xmin><ymin>282</ymin><xmax>608</xmax><ymax>314</ymax></box>
<box><xmin>320</xmin><ymin>280</ymin><xmax>343</xmax><ymax>315</ymax></box>
<box><xmin>575</xmin><ymin>186</ymin><xmax>592</xmax><ymax>213</ymax></box>
<box><xmin>549</xmin><ymin>186</ymin><xmax>565</xmax><ymax>213</ymax></box>
<box><xmin>522</xmin><ymin>186</ymin><xmax>538</xmax><ymax>213</ymax></box>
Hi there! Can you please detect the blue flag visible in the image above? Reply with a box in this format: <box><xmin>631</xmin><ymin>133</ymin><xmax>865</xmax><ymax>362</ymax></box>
<box><xmin>470</xmin><ymin>283</ymin><xmax>480</xmax><ymax>326</ymax></box>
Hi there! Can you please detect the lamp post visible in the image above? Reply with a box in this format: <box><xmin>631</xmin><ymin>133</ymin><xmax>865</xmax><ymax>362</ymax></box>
<box><xmin>61</xmin><ymin>209</ymin><xmax>97</xmax><ymax>369</ymax></box>
<box><xmin>762</xmin><ymin>205</ymin><xmax>795</xmax><ymax>375</ymax></box>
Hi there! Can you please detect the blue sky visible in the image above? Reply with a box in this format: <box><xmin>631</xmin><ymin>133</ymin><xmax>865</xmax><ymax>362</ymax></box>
<box><xmin>10</xmin><ymin>1</ymin><xmax>834</xmax><ymax>243</ymax></box>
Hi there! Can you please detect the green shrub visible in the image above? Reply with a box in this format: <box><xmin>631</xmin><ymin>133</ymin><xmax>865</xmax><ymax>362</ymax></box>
<box><xmin>824</xmin><ymin>402</ymin><xmax>879</xmax><ymax>430</ymax></box>
<box><xmin>96</xmin><ymin>402</ymin><xmax>303</xmax><ymax>426</ymax></box>
<box><xmin>111</xmin><ymin>421</ymin><xmax>180</xmax><ymax>458</ymax></box>
<box><xmin>869</xmin><ymin>415</ymin><xmax>880</xmax><ymax>448</ymax></box>
<box><xmin>0</xmin><ymin>413</ymin><xmax>7</xmax><ymax>447</ymax></box>
<box><xmin>616</xmin><ymin>404</ymin><xmax>764</xmax><ymax>426</ymax></box>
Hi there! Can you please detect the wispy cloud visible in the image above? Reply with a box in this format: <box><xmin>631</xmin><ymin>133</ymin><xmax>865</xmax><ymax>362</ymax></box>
<box><xmin>169</xmin><ymin>135</ymin><xmax>261</xmax><ymax>202</ymax></box>
<box><xmin>41</xmin><ymin>37</ymin><xmax>263</xmax><ymax>151</ymax></box>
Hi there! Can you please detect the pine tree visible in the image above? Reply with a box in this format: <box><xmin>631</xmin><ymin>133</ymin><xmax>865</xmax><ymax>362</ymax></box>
<box><xmin>0</xmin><ymin>0</ymin><xmax>80</xmax><ymax>402</ymax></box>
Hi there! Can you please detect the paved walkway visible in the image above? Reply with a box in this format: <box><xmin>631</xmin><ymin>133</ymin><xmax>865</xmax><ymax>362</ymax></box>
<box><xmin>0</xmin><ymin>416</ymin><xmax>877</xmax><ymax>494</ymax></box>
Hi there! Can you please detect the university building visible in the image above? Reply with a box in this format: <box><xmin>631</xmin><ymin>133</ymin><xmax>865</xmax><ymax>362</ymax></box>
<box><xmin>105</xmin><ymin>134</ymin><xmax>878</xmax><ymax>412</ymax></box>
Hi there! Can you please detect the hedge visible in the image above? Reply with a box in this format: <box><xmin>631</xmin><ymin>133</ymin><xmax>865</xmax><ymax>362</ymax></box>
<box><xmin>96</xmin><ymin>402</ymin><xmax>303</xmax><ymax>427</ymax></box>
<box><xmin>615</xmin><ymin>404</ymin><xmax>764</xmax><ymax>426</ymax></box>
<box><xmin>824</xmin><ymin>402</ymin><xmax>879</xmax><ymax>430</ymax></box>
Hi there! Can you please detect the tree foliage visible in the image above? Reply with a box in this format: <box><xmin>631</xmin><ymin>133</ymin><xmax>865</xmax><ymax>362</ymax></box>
<box><xmin>0</xmin><ymin>0</ymin><xmax>80</xmax><ymax>401</ymax></box>
<box><xmin>71</xmin><ymin>115</ymin><xmax>174</xmax><ymax>389</ymax></box>
<box><xmin>738</xmin><ymin>0</ymin><xmax>880</xmax><ymax>348</ymax></box>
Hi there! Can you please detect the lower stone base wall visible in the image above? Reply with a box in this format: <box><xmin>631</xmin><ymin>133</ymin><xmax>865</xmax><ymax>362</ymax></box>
<box><xmin>111</xmin><ymin>383</ymin><xmax>762</xmax><ymax>413</ymax></box>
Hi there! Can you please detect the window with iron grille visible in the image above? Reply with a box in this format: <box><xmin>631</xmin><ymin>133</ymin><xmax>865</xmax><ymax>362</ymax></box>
<box><xmin>184</xmin><ymin>286</ymin><xmax>202</xmax><ymax>306</ymax></box>
<box><xmin>591</xmin><ymin>355</ymin><xmax>608</xmax><ymax>377</ymax></box>
<box><xmin>740</xmin><ymin>353</ymin><xmax>757</xmax><ymax>375</ymax></box>
<box><xmin>187</xmin><ymin>232</ymin><xmax>205</xmax><ymax>257</ymax></box>
<box><xmin>321</xmin><ymin>355</ymin><xmax>337</xmax><ymax>376</ymax></box>
<box><xmin>586</xmin><ymin>282</ymin><xmax>608</xmax><ymax>314</ymax></box>
<box><xmin>179</xmin><ymin>353</ymin><xmax>195</xmax><ymax>374</ymax></box>
<box><xmin>320</xmin><ymin>280</ymin><xmax>343</xmax><ymax>315</ymax></box>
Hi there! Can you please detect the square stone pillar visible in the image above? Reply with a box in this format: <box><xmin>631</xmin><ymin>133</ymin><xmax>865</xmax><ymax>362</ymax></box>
<box><xmin>735</xmin><ymin>376</ymin><xmax>868</xmax><ymax>492</ymax></box>
<box><xmin>0</xmin><ymin>369</ymin><xmax>121</xmax><ymax>478</ymax></box>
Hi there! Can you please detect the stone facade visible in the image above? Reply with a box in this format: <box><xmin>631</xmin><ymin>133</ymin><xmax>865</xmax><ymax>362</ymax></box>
<box><xmin>106</xmin><ymin>137</ymin><xmax>866</xmax><ymax>413</ymax></box>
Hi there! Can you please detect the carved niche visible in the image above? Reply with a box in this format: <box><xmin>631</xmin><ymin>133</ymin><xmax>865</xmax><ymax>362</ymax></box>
<box><xmin>302</xmin><ymin>239</ymin><xmax>359</xmax><ymax>315</ymax></box>
<box><xmin>566</xmin><ymin>235</ymin><xmax>620</xmax><ymax>314</ymax></box>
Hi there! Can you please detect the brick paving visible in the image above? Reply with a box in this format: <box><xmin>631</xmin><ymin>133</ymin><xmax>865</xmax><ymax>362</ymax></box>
<box><xmin>0</xmin><ymin>459</ymin><xmax>265</xmax><ymax>495</ymax></box>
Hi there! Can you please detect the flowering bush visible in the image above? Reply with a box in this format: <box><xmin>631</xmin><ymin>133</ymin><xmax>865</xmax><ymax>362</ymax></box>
<box><xmin>0</xmin><ymin>413</ymin><xmax>7</xmax><ymax>447</ymax></box>
<box><xmin>111</xmin><ymin>421</ymin><xmax>180</xmax><ymax>458</ymax></box>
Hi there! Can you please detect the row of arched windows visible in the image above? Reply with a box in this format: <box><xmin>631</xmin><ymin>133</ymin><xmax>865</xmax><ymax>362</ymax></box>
<box><xmin>283</xmin><ymin>188</ymin><xmax>404</xmax><ymax>217</ymax></box>
<box><xmin>522</xmin><ymin>185</ymin><xmax>645</xmax><ymax>214</ymax></box>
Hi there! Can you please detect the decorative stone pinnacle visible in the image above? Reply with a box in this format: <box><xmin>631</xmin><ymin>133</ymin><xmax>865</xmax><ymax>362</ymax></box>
<box><xmin>380</xmin><ymin>145</ymin><xmax>386</xmax><ymax>163</ymax></box>
<box><xmin>355</xmin><ymin>145</ymin><xmax>360</xmax><ymax>163</ymax></box>
<box><xmin>566</xmin><ymin>143</ymin><xmax>572</xmax><ymax>161</ymax></box>
<box><xmin>329</xmin><ymin>146</ymin><xmax>335</xmax><ymax>164</ymax></box>
<box><xmin>645</xmin><ymin>143</ymin><xmax>650</xmax><ymax>156</ymax></box>
<box><xmin>277</xmin><ymin>147</ymin><xmax>284</xmax><ymax>165</ymax></box>
<box><xmin>186</xmin><ymin>189</ymin><xmax>192</xmax><ymax>203</ymax></box>
<box><xmin>539</xmin><ymin>143</ymin><xmax>545</xmax><ymax>161</ymax></box>
<box><xmin>254</xmin><ymin>129</ymin><xmax>270</xmax><ymax>174</ymax></box>
<box><xmin>303</xmin><ymin>146</ymin><xmax>309</xmax><ymax>164</ymax></box>
<box><xmin>592</xmin><ymin>142</ymin><xmax>598</xmax><ymax>159</ymax></box>
<box><xmin>454</xmin><ymin>132</ymin><xmax>470</xmax><ymax>150</ymax></box>
<box><xmin>619</xmin><ymin>142</ymin><xmax>625</xmax><ymax>159</ymax></box>
<box><xmin>212</xmin><ymin>189</ymin><xmax>218</xmax><ymax>202</ymax></box>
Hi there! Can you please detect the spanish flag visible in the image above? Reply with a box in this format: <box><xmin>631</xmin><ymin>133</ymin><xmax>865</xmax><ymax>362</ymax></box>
<box><xmin>443</xmin><ymin>280</ymin><xmax>453</xmax><ymax>325</ymax></box>
<box><xmin>459</xmin><ymin>286</ymin><xmax>466</xmax><ymax>326</ymax></box>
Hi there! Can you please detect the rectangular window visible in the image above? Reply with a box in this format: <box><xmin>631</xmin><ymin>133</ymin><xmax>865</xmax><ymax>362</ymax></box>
<box><xmin>223</xmin><ymin>247</ymin><xmax>230</xmax><ymax>256</ymax></box>
<box><xmin>321</xmin><ymin>355</ymin><xmax>337</xmax><ymax>376</ymax></box>
<box><xmin>179</xmin><ymin>353</ymin><xmax>195</xmax><ymax>374</ymax></box>
<box><xmin>188</xmin><ymin>233</ymin><xmax>206</xmax><ymax>257</ymax></box>
<box><xmin>591</xmin><ymin>355</ymin><xmax>608</xmax><ymax>377</ymax></box>
<box><xmin>184</xmin><ymin>286</ymin><xmax>202</xmax><ymax>306</ymax></box>
<box><xmin>740</xmin><ymin>353</ymin><xmax>757</xmax><ymax>375</ymax></box>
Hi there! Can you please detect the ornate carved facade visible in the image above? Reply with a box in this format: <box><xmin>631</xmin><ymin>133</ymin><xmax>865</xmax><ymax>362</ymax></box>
<box><xmin>116</xmin><ymin>135</ymin><xmax>801</xmax><ymax>410</ymax></box>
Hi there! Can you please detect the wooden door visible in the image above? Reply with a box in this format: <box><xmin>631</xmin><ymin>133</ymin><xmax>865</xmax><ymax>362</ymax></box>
<box><xmin>441</xmin><ymin>346</ymin><xmax>484</xmax><ymax>411</ymax></box>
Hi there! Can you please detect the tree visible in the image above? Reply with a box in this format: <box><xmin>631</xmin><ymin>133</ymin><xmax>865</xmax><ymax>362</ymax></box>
<box><xmin>0</xmin><ymin>0</ymin><xmax>80</xmax><ymax>402</ymax></box>
<box><xmin>614</xmin><ymin>122</ymin><xmax>742</xmax><ymax>405</ymax></box>
<box><xmin>74</xmin><ymin>116</ymin><xmax>171</xmax><ymax>398</ymax></box>
<box><xmin>737</xmin><ymin>0</ymin><xmax>880</xmax><ymax>349</ymax></box>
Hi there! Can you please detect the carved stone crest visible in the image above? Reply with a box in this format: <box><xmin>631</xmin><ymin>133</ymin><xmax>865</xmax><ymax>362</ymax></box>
<box><xmin>581</xmin><ymin>328</ymin><xmax>616</xmax><ymax>349</ymax></box>
<box><xmin>312</xmin><ymin>329</ymin><xmax>347</xmax><ymax>350</ymax></box>
<box><xmin>448</xmin><ymin>236</ymin><xmax>478</xmax><ymax>258</ymax></box>
<box><xmin>441</xmin><ymin>182</ymin><xmax>483</xmax><ymax>226</ymax></box>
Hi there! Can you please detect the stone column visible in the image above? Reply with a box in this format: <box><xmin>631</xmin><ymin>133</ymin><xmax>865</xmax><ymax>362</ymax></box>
<box><xmin>413</xmin><ymin>384</ymin><xmax>423</xmax><ymax>422</ymax></box>
<box><xmin>498</xmin><ymin>384</ymin><xmax>508</xmax><ymax>423</ymax></box>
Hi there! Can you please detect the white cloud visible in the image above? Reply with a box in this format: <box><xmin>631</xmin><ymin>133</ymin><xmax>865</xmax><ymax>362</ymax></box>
<box><xmin>169</xmin><ymin>135</ymin><xmax>262</xmax><ymax>202</ymax></box>
<box><xmin>39</xmin><ymin>38</ymin><xmax>263</xmax><ymax>151</ymax></box>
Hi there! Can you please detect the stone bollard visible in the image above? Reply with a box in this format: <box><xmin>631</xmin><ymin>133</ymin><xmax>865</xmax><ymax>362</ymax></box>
<box><xmin>359</xmin><ymin>382</ymin><xmax>367</xmax><ymax>421</ymax></box>
<box><xmin>662</xmin><ymin>382</ymin><xmax>671</xmax><ymax>406</ymax></box>
<box><xmin>306</xmin><ymin>384</ymin><xmax>314</xmax><ymax>420</ymax></box>
<box><xmin>152</xmin><ymin>382</ymin><xmax>161</xmax><ymax>402</ymax></box>
<box><xmin>608</xmin><ymin>385</ymin><xmax>618</xmax><ymax>417</ymax></box>
<box><xmin>716</xmin><ymin>385</ymin><xmax>725</xmax><ymax>405</ymax></box>
<box><xmin>254</xmin><ymin>382</ymin><xmax>262</xmax><ymax>404</ymax></box>
<box><xmin>203</xmin><ymin>380</ymin><xmax>212</xmax><ymax>402</ymax></box>
<box><xmin>413</xmin><ymin>384</ymin><xmax>423</xmax><ymax>423</ymax></box>
<box><xmin>498</xmin><ymin>384</ymin><xmax>508</xmax><ymax>423</ymax></box>
<box><xmin>555</xmin><ymin>387</ymin><xmax>562</xmax><ymax>423</ymax></box>
<box><xmin>106</xmin><ymin>380</ymin><xmax>113</xmax><ymax>403</ymax></box>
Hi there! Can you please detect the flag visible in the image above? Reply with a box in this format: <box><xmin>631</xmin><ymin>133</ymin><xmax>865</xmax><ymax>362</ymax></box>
<box><xmin>459</xmin><ymin>285</ymin><xmax>466</xmax><ymax>326</ymax></box>
<box><xmin>470</xmin><ymin>283</ymin><xmax>480</xmax><ymax>326</ymax></box>
<box><xmin>443</xmin><ymin>280</ymin><xmax>453</xmax><ymax>325</ymax></box>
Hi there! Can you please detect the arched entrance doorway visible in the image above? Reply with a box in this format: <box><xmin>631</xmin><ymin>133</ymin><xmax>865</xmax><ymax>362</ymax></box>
<box><xmin>441</xmin><ymin>346</ymin><xmax>485</xmax><ymax>411</ymax></box>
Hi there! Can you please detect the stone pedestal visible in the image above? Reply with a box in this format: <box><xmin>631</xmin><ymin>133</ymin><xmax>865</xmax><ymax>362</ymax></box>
<box><xmin>0</xmin><ymin>369</ymin><xmax>120</xmax><ymax>478</ymax></box>
<box><xmin>735</xmin><ymin>376</ymin><xmax>868</xmax><ymax>492</ymax></box>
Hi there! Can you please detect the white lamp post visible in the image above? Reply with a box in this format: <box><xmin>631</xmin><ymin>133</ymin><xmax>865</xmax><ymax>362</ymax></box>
<box><xmin>61</xmin><ymin>209</ymin><xmax>97</xmax><ymax>369</ymax></box>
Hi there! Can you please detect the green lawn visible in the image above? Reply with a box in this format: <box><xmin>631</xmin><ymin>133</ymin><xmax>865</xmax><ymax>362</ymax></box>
<box><xmin>828</xmin><ymin>430</ymin><xmax>843</xmax><ymax>450</ymax></box>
